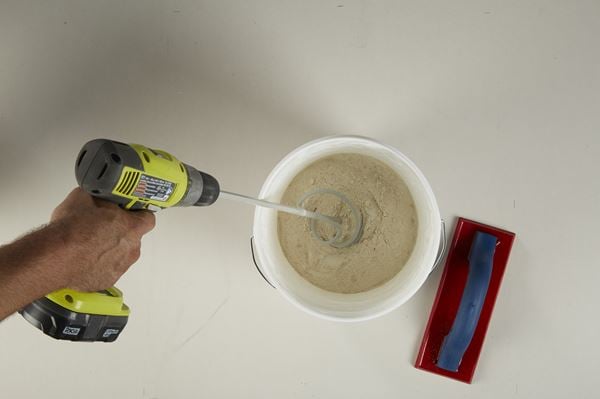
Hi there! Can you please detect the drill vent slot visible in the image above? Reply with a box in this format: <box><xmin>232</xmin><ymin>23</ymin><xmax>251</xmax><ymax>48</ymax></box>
<box><xmin>115</xmin><ymin>171</ymin><xmax>140</xmax><ymax>196</ymax></box>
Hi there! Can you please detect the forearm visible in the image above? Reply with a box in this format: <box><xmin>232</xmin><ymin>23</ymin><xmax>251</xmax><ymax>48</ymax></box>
<box><xmin>0</xmin><ymin>221</ymin><xmax>72</xmax><ymax>320</ymax></box>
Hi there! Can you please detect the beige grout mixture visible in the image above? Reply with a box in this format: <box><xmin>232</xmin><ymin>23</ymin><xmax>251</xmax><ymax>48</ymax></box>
<box><xmin>277</xmin><ymin>153</ymin><xmax>418</xmax><ymax>294</ymax></box>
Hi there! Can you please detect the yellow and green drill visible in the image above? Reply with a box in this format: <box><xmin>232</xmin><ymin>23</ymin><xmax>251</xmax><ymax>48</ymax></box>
<box><xmin>20</xmin><ymin>139</ymin><xmax>220</xmax><ymax>342</ymax></box>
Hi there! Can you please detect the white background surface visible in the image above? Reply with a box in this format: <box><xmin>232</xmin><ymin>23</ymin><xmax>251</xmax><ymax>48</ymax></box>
<box><xmin>1</xmin><ymin>1</ymin><xmax>598</xmax><ymax>398</ymax></box>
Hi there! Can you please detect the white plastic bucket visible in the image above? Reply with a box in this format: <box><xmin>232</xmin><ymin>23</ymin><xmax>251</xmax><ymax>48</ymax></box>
<box><xmin>252</xmin><ymin>135</ymin><xmax>442</xmax><ymax>321</ymax></box>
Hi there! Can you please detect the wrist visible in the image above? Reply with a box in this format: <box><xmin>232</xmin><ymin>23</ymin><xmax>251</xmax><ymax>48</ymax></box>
<box><xmin>0</xmin><ymin>222</ymin><xmax>75</xmax><ymax>318</ymax></box>
<box><xmin>42</xmin><ymin>217</ymin><xmax>87</xmax><ymax>291</ymax></box>
<box><xmin>18</xmin><ymin>220</ymin><xmax>78</xmax><ymax>294</ymax></box>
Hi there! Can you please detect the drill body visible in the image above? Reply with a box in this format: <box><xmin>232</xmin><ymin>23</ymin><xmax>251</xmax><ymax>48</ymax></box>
<box><xmin>76</xmin><ymin>139</ymin><xmax>219</xmax><ymax>210</ymax></box>
<box><xmin>20</xmin><ymin>139</ymin><xmax>220</xmax><ymax>342</ymax></box>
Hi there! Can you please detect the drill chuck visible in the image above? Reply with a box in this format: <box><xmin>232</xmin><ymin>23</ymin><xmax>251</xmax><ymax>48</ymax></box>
<box><xmin>178</xmin><ymin>164</ymin><xmax>220</xmax><ymax>207</ymax></box>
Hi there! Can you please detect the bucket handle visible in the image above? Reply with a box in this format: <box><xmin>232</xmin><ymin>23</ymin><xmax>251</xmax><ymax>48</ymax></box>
<box><xmin>251</xmin><ymin>219</ymin><xmax>446</xmax><ymax>287</ymax></box>
<box><xmin>250</xmin><ymin>236</ymin><xmax>275</xmax><ymax>288</ymax></box>
<box><xmin>431</xmin><ymin>220</ymin><xmax>447</xmax><ymax>273</ymax></box>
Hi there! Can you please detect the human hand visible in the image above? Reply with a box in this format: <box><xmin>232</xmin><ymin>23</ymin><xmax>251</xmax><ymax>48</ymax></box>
<box><xmin>50</xmin><ymin>188</ymin><xmax>155</xmax><ymax>291</ymax></box>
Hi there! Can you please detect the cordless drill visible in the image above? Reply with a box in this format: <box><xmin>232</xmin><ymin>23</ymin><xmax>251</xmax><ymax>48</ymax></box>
<box><xmin>20</xmin><ymin>139</ymin><xmax>220</xmax><ymax>342</ymax></box>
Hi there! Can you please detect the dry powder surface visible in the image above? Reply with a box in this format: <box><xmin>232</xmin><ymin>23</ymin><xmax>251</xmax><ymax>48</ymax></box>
<box><xmin>277</xmin><ymin>153</ymin><xmax>418</xmax><ymax>294</ymax></box>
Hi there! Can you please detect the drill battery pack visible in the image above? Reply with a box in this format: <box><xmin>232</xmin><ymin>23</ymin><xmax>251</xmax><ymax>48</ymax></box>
<box><xmin>20</xmin><ymin>288</ymin><xmax>129</xmax><ymax>342</ymax></box>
